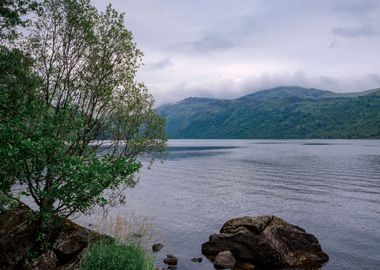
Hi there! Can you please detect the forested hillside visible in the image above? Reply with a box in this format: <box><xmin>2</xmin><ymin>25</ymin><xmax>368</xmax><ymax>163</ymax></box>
<box><xmin>158</xmin><ymin>86</ymin><xmax>380</xmax><ymax>139</ymax></box>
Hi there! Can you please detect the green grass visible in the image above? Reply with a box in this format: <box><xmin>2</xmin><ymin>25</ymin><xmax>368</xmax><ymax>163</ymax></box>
<box><xmin>79</xmin><ymin>239</ymin><xmax>155</xmax><ymax>270</ymax></box>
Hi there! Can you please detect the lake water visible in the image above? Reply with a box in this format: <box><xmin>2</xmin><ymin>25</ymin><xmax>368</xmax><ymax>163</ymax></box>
<box><xmin>82</xmin><ymin>140</ymin><xmax>380</xmax><ymax>270</ymax></box>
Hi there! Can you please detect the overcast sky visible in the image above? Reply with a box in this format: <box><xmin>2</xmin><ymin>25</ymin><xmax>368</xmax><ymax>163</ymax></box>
<box><xmin>93</xmin><ymin>0</ymin><xmax>380</xmax><ymax>105</ymax></box>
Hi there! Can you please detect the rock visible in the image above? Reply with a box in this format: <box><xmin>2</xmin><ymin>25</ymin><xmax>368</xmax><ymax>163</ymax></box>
<box><xmin>163</xmin><ymin>258</ymin><xmax>178</xmax><ymax>265</ymax></box>
<box><xmin>164</xmin><ymin>254</ymin><xmax>178</xmax><ymax>265</ymax></box>
<box><xmin>167</xmin><ymin>266</ymin><xmax>177</xmax><ymax>270</ymax></box>
<box><xmin>23</xmin><ymin>250</ymin><xmax>58</xmax><ymax>270</ymax></box>
<box><xmin>56</xmin><ymin>257</ymin><xmax>81</xmax><ymax>270</ymax></box>
<box><xmin>53</xmin><ymin>228</ymin><xmax>96</xmax><ymax>255</ymax></box>
<box><xmin>0</xmin><ymin>206</ymin><xmax>39</xmax><ymax>268</ymax></box>
<box><xmin>214</xmin><ymin>251</ymin><xmax>236</xmax><ymax>269</ymax></box>
<box><xmin>202</xmin><ymin>216</ymin><xmax>329</xmax><ymax>269</ymax></box>
<box><xmin>152</xmin><ymin>243</ymin><xmax>164</xmax><ymax>252</ymax></box>
<box><xmin>191</xmin><ymin>257</ymin><xmax>203</xmax><ymax>263</ymax></box>
<box><xmin>238</xmin><ymin>262</ymin><xmax>256</xmax><ymax>270</ymax></box>
<box><xmin>0</xmin><ymin>206</ymin><xmax>102</xmax><ymax>270</ymax></box>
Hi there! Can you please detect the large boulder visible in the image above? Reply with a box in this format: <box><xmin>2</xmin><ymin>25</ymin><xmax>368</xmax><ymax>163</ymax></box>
<box><xmin>0</xmin><ymin>206</ymin><xmax>39</xmax><ymax>269</ymax></box>
<box><xmin>0</xmin><ymin>206</ymin><xmax>101</xmax><ymax>270</ymax></box>
<box><xmin>202</xmin><ymin>216</ymin><xmax>329</xmax><ymax>269</ymax></box>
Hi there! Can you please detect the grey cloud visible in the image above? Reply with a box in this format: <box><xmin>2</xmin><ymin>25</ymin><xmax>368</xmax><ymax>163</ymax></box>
<box><xmin>146</xmin><ymin>59</ymin><xmax>173</xmax><ymax>71</ymax></box>
<box><xmin>333</xmin><ymin>25</ymin><xmax>377</xmax><ymax>38</ymax></box>
<box><xmin>331</xmin><ymin>0</ymin><xmax>380</xmax><ymax>15</ymax></box>
<box><xmin>93</xmin><ymin>1</ymin><xmax>380</xmax><ymax>105</ymax></box>
<box><xmin>319</xmin><ymin>76</ymin><xmax>339</xmax><ymax>86</ymax></box>
<box><xmin>368</xmin><ymin>73</ymin><xmax>380</xmax><ymax>85</ymax></box>
<box><xmin>157</xmin><ymin>71</ymin><xmax>380</xmax><ymax>105</ymax></box>
<box><xmin>169</xmin><ymin>35</ymin><xmax>236</xmax><ymax>54</ymax></box>
<box><xmin>328</xmin><ymin>41</ymin><xmax>338</xmax><ymax>49</ymax></box>
<box><xmin>192</xmin><ymin>36</ymin><xmax>235</xmax><ymax>52</ymax></box>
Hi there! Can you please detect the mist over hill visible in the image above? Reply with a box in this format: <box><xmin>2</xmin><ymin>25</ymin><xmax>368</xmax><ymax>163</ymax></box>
<box><xmin>158</xmin><ymin>86</ymin><xmax>380</xmax><ymax>139</ymax></box>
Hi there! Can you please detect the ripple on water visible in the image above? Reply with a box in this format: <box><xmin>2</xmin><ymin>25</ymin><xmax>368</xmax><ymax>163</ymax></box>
<box><xmin>76</xmin><ymin>139</ymin><xmax>380</xmax><ymax>270</ymax></box>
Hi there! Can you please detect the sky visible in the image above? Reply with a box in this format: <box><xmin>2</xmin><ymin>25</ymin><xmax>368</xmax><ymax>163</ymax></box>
<box><xmin>93</xmin><ymin>0</ymin><xmax>380</xmax><ymax>105</ymax></box>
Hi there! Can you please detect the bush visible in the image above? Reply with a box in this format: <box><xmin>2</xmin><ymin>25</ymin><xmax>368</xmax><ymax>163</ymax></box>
<box><xmin>79</xmin><ymin>239</ymin><xmax>154</xmax><ymax>270</ymax></box>
<box><xmin>0</xmin><ymin>193</ymin><xmax>18</xmax><ymax>213</ymax></box>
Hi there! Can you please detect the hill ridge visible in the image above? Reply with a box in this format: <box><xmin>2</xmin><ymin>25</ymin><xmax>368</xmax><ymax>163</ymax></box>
<box><xmin>158</xmin><ymin>86</ymin><xmax>380</xmax><ymax>139</ymax></box>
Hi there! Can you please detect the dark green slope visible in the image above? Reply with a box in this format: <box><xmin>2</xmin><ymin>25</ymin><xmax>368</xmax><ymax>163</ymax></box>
<box><xmin>158</xmin><ymin>87</ymin><xmax>380</xmax><ymax>139</ymax></box>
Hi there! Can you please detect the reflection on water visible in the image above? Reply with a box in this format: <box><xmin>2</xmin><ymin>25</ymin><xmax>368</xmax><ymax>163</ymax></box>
<box><xmin>79</xmin><ymin>140</ymin><xmax>380</xmax><ymax>270</ymax></box>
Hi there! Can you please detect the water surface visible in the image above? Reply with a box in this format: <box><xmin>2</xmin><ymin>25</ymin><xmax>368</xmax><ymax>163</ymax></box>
<box><xmin>84</xmin><ymin>140</ymin><xmax>380</xmax><ymax>269</ymax></box>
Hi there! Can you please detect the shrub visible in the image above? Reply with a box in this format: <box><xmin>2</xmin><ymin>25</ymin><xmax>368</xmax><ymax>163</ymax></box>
<box><xmin>0</xmin><ymin>193</ymin><xmax>18</xmax><ymax>213</ymax></box>
<box><xmin>79</xmin><ymin>239</ymin><xmax>154</xmax><ymax>270</ymax></box>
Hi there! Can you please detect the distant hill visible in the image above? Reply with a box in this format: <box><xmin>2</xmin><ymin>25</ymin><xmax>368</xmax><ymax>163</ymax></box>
<box><xmin>238</xmin><ymin>86</ymin><xmax>339</xmax><ymax>101</ymax></box>
<box><xmin>158</xmin><ymin>86</ymin><xmax>380</xmax><ymax>139</ymax></box>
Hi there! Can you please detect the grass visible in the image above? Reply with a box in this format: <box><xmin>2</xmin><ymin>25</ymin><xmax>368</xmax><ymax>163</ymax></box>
<box><xmin>79</xmin><ymin>238</ymin><xmax>155</xmax><ymax>270</ymax></box>
<box><xmin>79</xmin><ymin>209</ymin><xmax>159</xmax><ymax>270</ymax></box>
<box><xmin>94</xmin><ymin>208</ymin><xmax>157</xmax><ymax>246</ymax></box>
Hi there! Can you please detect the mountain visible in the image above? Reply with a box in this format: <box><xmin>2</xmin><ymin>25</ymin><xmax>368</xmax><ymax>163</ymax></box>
<box><xmin>238</xmin><ymin>86</ymin><xmax>339</xmax><ymax>101</ymax></box>
<box><xmin>158</xmin><ymin>86</ymin><xmax>380</xmax><ymax>139</ymax></box>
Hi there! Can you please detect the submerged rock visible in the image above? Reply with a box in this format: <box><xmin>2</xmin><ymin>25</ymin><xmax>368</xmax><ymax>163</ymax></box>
<box><xmin>152</xmin><ymin>243</ymin><xmax>164</xmax><ymax>252</ymax></box>
<box><xmin>191</xmin><ymin>257</ymin><xmax>203</xmax><ymax>263</ymax></box>
<box><xmin>163</xmin><ymin>254</ymin><xmax>178</xmax><ymax>265</ymax></box>
<box><xmin>202</xmin><ymin>216</ymin><xmax>329</xmax><ymax>269</ymax></box>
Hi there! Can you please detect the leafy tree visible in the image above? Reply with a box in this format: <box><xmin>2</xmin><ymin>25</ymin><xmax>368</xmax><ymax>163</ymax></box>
<box><xmin>0</xmin><ymin>0</ymin><xmax>166</xmax><ymax>229</ymax></box>
<box><xmin>0</xmin><ymin>0</ymin><xmax>39</xmax><ymax>40</ymax></box>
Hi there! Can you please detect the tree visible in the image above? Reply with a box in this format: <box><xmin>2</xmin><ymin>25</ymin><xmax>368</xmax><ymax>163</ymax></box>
<box><xmin>0</xmin><ymin>0</ymin><xmax>41</xmax><ymax>211</ymax></box>
<box><xmin>0</xmin><ymin>0</ymin><xmax>166</xmax><ymax>227</ymax></box>
<box><xmin>0</xmin><ymin>0</ymin><xmax>39</xmax><ymax>40</ymax></box>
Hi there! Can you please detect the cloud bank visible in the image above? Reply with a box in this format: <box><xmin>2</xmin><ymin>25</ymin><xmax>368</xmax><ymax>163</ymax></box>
<box><xmin>93</xmin><ymin>0</ymin><xmax>380</xmax><ymax>104</ymax></box>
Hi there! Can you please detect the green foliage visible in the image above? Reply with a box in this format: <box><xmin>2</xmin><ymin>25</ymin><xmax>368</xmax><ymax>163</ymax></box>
<box><xmin>159</xmin><ymin>87</ymin><xmax>380</xmax><ymax>139</ymax></box>
<box><xmin>0</xmin><ymin>0</ymin><xmax>39</xmax><ymax>40</ymax></box>
<box><xmin>79</xmin><ymin>239</ymin><xmax>154</xmax><ymax>270</ymax></box>
<box><xmin>25</xmin><ymin>250</ymin><xmax>39</xmax><ymax>260</ymax></box>
<box><xmin>0</xmin><ymin>193</ymin><xmax>18</xmax><ymax>213</ymax></box>
<box><xmin>0</xmin><ymin>0</ymin><xmax>166</xmax><ymax>223</ymax></box>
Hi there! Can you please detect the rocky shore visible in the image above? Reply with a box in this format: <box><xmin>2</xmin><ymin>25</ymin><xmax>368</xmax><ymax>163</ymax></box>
<box><xmin>0</xmin><ymin>206</ymin><xmax>101</xmax><ymax>270</ymax></box>
<box><xmin>1</xmin><ymin>207</ymin><xmax>328</xmax><ymax>270</ymax></box>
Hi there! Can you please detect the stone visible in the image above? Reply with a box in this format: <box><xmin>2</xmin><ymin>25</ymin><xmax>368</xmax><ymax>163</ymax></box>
<box><xmin>53</xmin><ymin>230</ymin><xmax>92</xmax><ymax>255</ymax></box>
<box><xmin>164</xmin><ymin>254</ymin><xmax>178</xmax><ymax>265</ymax></box>
<box><xmin>0</xmin><ymin>206</ymin><xmax>101</xmax><ymax>270</ymax></box>
<box><xmin>0</xmin><ymin>206</ymin><xmax>39</xmax><ymax>268</ymax></box>
<box><xmin>152</xmin><ymin>243</ymin><xmax>164</xmax><ymax>252</ymax></box>
<box><xmin>191</xmin><ymin>257</ymin><xmax>203</xmax><ymax>263</ymax></box>
<box><xmin>202</xmin><ymin>216</ymin><xmax>329</xmax><ymax>269</ymax></box>
<box><xmin>23</xmin><ymin>250</ymin><xmax>58</xmax><ymax>270</ymax></box>
<box><xmin>214</xmin><ymin>251</ymin><xmax>236</xmax><ymax>269</ymax></box>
